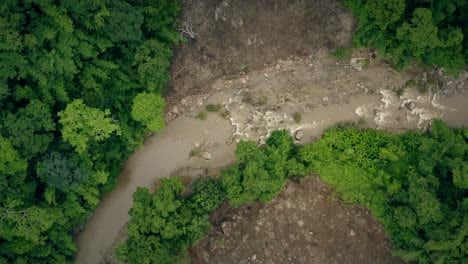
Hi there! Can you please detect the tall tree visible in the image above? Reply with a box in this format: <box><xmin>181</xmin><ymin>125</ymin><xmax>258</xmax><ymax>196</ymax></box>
<box><xmin>131</xmin><ymin>92</ymin><xmax>166</xmax><ymax>131</ymax></box>
<box><xmin>58</xmin><ymin>99</ymin><xmax>120</xmax><ymax>154</ymax></box>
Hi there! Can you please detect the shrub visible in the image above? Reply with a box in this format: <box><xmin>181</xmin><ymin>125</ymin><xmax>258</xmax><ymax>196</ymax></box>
<box><xmin>332</xmin><ymin>47</ymin><xmax>353</xmax><ymax>59</ymax></box>
<box><xmin>197</xmin><ymin>111</ymin><xmax>207</xmax><ymax>120</ymax></box>
<box><xmin>293</xmin><ymin>112</ymin><xmax>302</xmax><ymax>123</ymax></box>
<box><xmin>205</xmin><ymin>103</ymin><xmax>223</xmax><ymax>112</ymax></box>
<box><xmin>189</xmin><ymin>177</ymin><xmax>226</xmax><ymax>214</ymax></box>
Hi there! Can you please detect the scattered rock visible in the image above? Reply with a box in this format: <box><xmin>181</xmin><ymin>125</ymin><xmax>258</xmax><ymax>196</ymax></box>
<box><xmin>349</xmin><ymin>229</ymin><xmax>356</xmax><ymax>236</ymax></box>
<box><xmin>200</xmin><ymin>152</ymin><xmax>212</xmax><ymax>160</ymax></box>
<box><xmin>221</xmin><ymin>221</ymin><xmax>236</xmax><ymax>237</ymax></box>
<box><xmin>251</xmin><ymin>254</ymin><xmax>257</xmax><ymax>261</ymax></box>
<box><xmin>322</xmin><ymin>96</ymin><xmax>329</xmax><ymax>102</ymax></box>
<box><xmin>404</xmin><ymin>101</ymin><xmax>416</xmax><ymax>111</ymax></box>
<box><xmin>295</xmin><ymin>130</ymin><xmax>304</xmax><ymax>141</ymax></box>
<box><xmin>350</xmin><ymin>58</ymin><xmax>368</xmax><ymax>71</ymax></box>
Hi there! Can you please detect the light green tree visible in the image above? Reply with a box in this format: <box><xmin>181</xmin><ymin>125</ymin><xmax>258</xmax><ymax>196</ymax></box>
<box><xmin>58</xmin><ymin>99</ymin><xmax>120</xmax><ymax>154</ymax></box>
<box><xmin>131</xmin><ymin>92</ymin><xmax>166</xmax><ymax>131</ymax></box>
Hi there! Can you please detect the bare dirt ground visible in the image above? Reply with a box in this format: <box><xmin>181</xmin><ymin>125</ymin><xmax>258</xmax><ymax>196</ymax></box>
<box><xmin>166</xmin><ymin>0</ymin><xmax>354</xmax><ymax>117</ymax></box>
<box><xmin>190</xmin><ymin>177</ymin><xmax>403</xmax><ymax>264</ymax></box>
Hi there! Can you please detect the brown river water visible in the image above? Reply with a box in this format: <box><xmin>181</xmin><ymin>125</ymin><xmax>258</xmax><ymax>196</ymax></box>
<box><xmin>74</xmin><ymin>59</ymin><xmax>468</xmax><ymax>263</ymax></box>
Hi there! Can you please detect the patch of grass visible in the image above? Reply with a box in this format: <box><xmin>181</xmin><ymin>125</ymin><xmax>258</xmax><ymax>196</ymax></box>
<box><xmin>214</xmin><ymin>237</ymin><xmax>225</xmax><ymax>248</ymax></box>
<box><xmin>242</xmin><ymin>92</ymin><xmax>254</xmax><ymax>105</ymax></box>
<box><xmin>205</xmin><ymin>103</ymin><xmax>222</xmax><ymax>112</ymax></box>
<box><xmin>189</xmin><ymin>147</ymin><xmax>201</xmax><ymax>158</ymax></box>
<box><xmin>293</xmin><ymin>112</ymin><xmax>302</xmax><ymax>124</ymax></box>
<box><xmin>331</xmin><ymin>47</ymin><xmax>352</xmax><ymax>59</ymax></box>
<box><xmin>358</xmin><ymin>117</ymin><xmax>366</xmax><ymax>125</ymax></box>
<box><xmin>255</xmin><ymin>96</ymin><xmax>268</xmax><ymax>106</ymax></box>
<box><xmin>395</xmin><ymin>86</ymin><xmax>405</xmax><ymax>97</ymax></box>
<box><xmin>418</xmin><ymin>83</ymin><xmax>429</xmax><ymax>94</ymax></box>
<box><xmin>197</xmin><ymin>111</ymin><xmax>207</xmax><ymax>120</ymax></box>
<box><xmin>242</xmin><ymin>92</ymin><xmax>268</xmax><ymax>106</ymax></box>
<box><xmin>405</xmin><ymin>79</ymin><xmax>417</xmax><ymax>88</ymax></box>
<box><xmin>361</xmin><ymin>58</ymin><xmax>370</xmax><ymax>69</ymax></box>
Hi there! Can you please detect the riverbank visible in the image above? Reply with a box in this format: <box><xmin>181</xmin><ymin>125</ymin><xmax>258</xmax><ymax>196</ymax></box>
<box><xmin>74</xmin><ymin>50</ymin><xmax>467</xmax><ymax>263</ymax></box>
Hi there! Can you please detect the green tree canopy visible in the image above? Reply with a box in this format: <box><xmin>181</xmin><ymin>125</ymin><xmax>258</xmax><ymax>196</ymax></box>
<box><xmin>117</xmin><ymin>177</ymin><xmax>212</xmax><ymax>264</ymax></box>
<box><xmin>36</xmin><ymin>152</ymin><xmax>88</xmax><ymax>191</ymax></box>
<box><xmin>0</xmin><ymin>0</ymin><xmax>181</xmax><ymax>262</ymax></box>
<box><xmin>345</xmin><ymin>0</ymin><xmax>467</xmax><ymax>73</ymax></box>
<box><xmin>58</xmin><ymin>99</ymin><xmax>120</xmax><ymax>154</ymax></box>
<box><xmin>131</xmin><ymin>92</ymin><xmax>166</xmax><ymax>131</ymax></box>
<box><xmin>1</xmin><ymin>100</ymin><xmax>55</xmax><ymax>159</ymax></box>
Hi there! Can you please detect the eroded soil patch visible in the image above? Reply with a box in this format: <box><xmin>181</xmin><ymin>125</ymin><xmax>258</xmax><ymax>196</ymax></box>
<box><xmin>190</xmin><ymin>177</ymin><xmax>403</xmax><ymax>264</ymax></box>
<box><xmin>167</xmin><ymin>0</ymin><xmax>354</xmax><ymax>113</ymax></box>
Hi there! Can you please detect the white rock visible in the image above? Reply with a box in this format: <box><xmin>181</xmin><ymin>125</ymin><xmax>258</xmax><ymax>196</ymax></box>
<box><xmin>350</xmin><ymin>57</ymin><xmax>366</xmax><ymax>71</ymax></box>
<box><xmin>295</xmin><ymin>130</ymin><xmax>304</xmax><ymax>141</ymax></box>
<box><xmin>200</xmin><ymin>152</ymin><xmax>211</xmax><ymax>160</ymax></box>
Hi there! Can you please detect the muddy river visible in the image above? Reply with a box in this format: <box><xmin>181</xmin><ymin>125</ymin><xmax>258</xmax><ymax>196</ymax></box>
<box><xmin>74</xmin><ymin>57</ymin><xmax>468</xmax><ymax>263</ymax></box>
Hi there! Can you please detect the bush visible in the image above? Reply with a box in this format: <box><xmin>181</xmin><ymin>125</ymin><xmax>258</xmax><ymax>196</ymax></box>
<box><xmin>197</xmin><ymin>111</ymin><xmax>207</xmax><ymax>120</ymax></box>
<box><xmin>293</xmin><ymin>112</ymin><xmax>302</xmax><ymax>123</ymax></box>
<box><xmin>205</xmin><ymin>104</ymin><xmax>223</xmax><ymax>112</ymax></box>
<box><xmin>221</xmin><ymin>130</ymin><xmax>303</xmax><ymax>206</ymax></box>
<box><xmin>331</xmin><ymin>47</ymin><xmax>353</xmax><ymax>59</ymax></box>
<box><xmin>189</xmin><ymin>177</ymin><xmax>226</xmax><ymax>214</ymax></box>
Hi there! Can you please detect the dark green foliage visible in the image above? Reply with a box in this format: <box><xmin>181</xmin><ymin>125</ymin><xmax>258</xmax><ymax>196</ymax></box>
<box><xmin>345</xmin><ymin>0</ymin><xmax>467</xmax><ymax>74</ymax></box>
<box><xmin>1</xmin><ymin>100</ymin><xmax>55</xmax><ymax>159</ymax></box>
<box><xmin>293</xmin><ymin>112</ymin><xmax>302</xmax><ymax>123</ymax></box>
<box><xmin>116</xmin><ymin>178</ymin><xmax>213</xmax><ymax>264</ymax></box>
<box><xmin>197</xmin><ymin>111</ymin><xmax>207</xmax><ymax>120</ymax></box>
<box><xmin>37</xmin><ymin>152</ymin><xmax>87</xmax><ymax>191</ymax></box>
<box><xmin>221</xmin><ymin>130</ymin><xmax>302</xmax><ymax>206</ymax></box>
<box><xmin>0</xmin><ymin>0</ymin><xmax>180</xmax><ymax>262</ymax></box>
<box><xmin>298</xmin><ymin>120</ymin><xmax>468</xmax><ymax>263</ymax></box>
<box><xmin>331</xmin><ymin>47</ymin><xmax>353</xmax><ymax>59</ymax></box>
<box><xmin>205</xmin><ymin>104</ymin><xmax>223</xmax><ymax>112</ymax></box>
<box><xmin>189</xmin><ymin>177</ymin><xmax>225</xmax><ymax>214</ymax></box>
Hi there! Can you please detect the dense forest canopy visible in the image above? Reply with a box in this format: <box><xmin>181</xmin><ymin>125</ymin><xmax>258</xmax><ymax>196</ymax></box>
<box><xmin>120</xmin><ymin>123</ymin><xmax>468</xmax><ymax>263</ymax></box>
<box><xmin>345</xmin><ymin>0</ymin><xmax>468</xmax><ymax>73</ymax></box>
<box><xmin>0</xmin><ymin>0</ymin><xmax>180</xmax><ymax>262</ymax></box>
<box><xmin>1</xmin><ymin>0</ymin><xmax>467</xmax><ymax>263</ymax></box>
